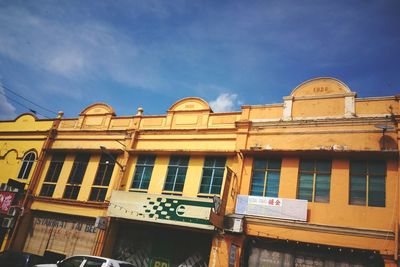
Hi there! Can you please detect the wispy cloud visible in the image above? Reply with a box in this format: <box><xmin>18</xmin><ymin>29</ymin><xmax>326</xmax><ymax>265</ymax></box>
<box><xmin>0</xmin><ymin>0</ymin><xmax>398</xmax><ymax>118</ymax></box>
<box><xmin>0</xmin><ymin>83</ymin><xmax>17</xmax><ymax>120</ymax></box>
<box><xmin>0</xmin><ymin>4</ymin><xmax>161</xmax><ymax>94</ymax></box>
<box><xmin>209</xmin><ymin>93</ymin><xmax>241</xmax><ymax>112</ymax></box>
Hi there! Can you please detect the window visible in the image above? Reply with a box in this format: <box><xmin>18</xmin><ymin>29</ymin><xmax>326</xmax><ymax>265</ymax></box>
<box><xmin>163</xmin><ymin>155</ymin><xmax>189</xmax><ymax>193</ymax></box>
<box><xmin>297</xmin><ymin>160</ymin><xmax>331</xmax><ymax>203</ymax></box>
<box><xmin>83</xmin><ymin>258</ymin><xmax>106</xmax><ymax>267</ymax></box>
<box><xmin>130</xmin><ymin>155</ymin><xmax>156</xmax><ymax>191</ymax></box>
<box><xmin>88</xmin><ymin>154</ymin><xmax>116</xmax><ymax>202</ymax></box>
<box><xmin>39</xmin><ymin>153</ymin><xmax>66</xmax><ymax>197</ymax></box>
<box><xmin>63</xmin><ymin>153</ymin><xmax>90</xmax><ymax>199</ymax></box>
<box><xmin>59</xmin><ymin>256</ymin><xmax>85</xmax><ymax>267</ymax></box>
<box><xmin>199</xmin><ymin>156</ymin><xmax>226</xmax><ymax>195</ymax></box>
<box><xmin>17</xmin><ymin>151</ymin><xmax>36</xmax><ymax>179</ymax></box>
<box><xmin>350</xmin><ymin>160</ymin><xmax>386</xmax><ymax>207</ymax></box>
<box><xmin>250</xmin><ymin>159</ymin><xmax>281</xmax><ymax>197</ymax></box>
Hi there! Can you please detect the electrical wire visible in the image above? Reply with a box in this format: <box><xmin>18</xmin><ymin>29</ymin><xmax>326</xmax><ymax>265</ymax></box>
<box><xmin>0</xmin><ymin>90</ymin><xmax>50</xmax><ymax>119</ymax></box>
<box><xmin>0</xmin><ymin>81</ymin><xmax>58</xmax><ymax>117</ymax></box>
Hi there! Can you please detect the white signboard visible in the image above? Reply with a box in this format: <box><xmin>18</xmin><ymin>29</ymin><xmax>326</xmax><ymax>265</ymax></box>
<box><xmin>235</xmin><ymin>195</ymin><xmax>307</xmax><ymax>221</ymax></box>
<box><xmin>108</xmin><ymin>190</ymin><xmax>214</xmax><ymax>230</ymax></box>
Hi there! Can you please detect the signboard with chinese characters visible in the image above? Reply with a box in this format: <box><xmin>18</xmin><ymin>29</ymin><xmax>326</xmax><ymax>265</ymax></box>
<box><xmin>235</xmin><ymin>195</ymin><xmax>307</xmax><ymax>221</ymax></box>
<box><xmin>108</xmin><ymin>190</ymin><xmax>214</xmax><ymax>230</ymax></box>
<box><xmin>0</xmin><ymin>191</ymin><xmax>16</xmax><ymax>214</ymax></box>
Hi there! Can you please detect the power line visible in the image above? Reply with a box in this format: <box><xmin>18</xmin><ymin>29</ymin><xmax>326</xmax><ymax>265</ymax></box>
<box><xmin>0</xmin><ymin>81</ymin><xmax>58</xmax><ymax>115</ymax></box>
<box><xmin>0</xmin><ymin>90</ymin><xmax>50</xmax><ymax>119</ymax></box>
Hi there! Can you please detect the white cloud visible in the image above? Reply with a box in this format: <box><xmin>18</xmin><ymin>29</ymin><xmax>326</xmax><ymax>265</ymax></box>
<box><xmin>0</xmin><ymin>84</ymin><xmax>17</xmax><ymax>120</ymax></box>
<box><xmin>0</xmin><ymin>6</ymin><xmax>149</xmax><ymax>92</ymax></box>
<box><xmin>209</xmin><ymin>93</ymin><xmax>240</xmax><ymax>112</ymax></box>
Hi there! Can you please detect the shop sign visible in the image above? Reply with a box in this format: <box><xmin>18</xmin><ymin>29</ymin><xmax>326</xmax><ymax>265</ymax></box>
<box><xmin>108</xmin><ymin>191</ymin><xmax>214</xmax><ymax>230</ymax></box>
<box><xmin>24</xmin><ymin>215</ymin><xmax>98</xmax><ymax>257</ymax></box>
<box><xmin>0</xmin><ymin>191</ymin><xmax>15</xmax><ymax>214</ymax></box>
<box><xmin>235</xmin><ymin>195</ymin><xmax>307</xmax><ymax>221</ymax></box>
<box><xmin>150</xmin><ymin>259</ymin><xmax>170</xmax><ymax>267</ymax></box>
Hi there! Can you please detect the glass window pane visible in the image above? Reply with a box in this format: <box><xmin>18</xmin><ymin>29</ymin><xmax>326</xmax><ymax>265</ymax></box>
<box><xmin>200</xmin><ymin>176</ymin><xmax>211</xmax><ymax>193</ymax></box>
<box><xmin>17</xmin><ymin>161</ymin><xmax>28</xmax><ymax>179</ymax></box>
<box><xmin>199</xmin><ymin>184</ymin><xmax>210</xmax><ymax>193</ymax></box>
<box><xmin>213</xmin><ymin>168</ymin><xmax>225</xmax><ymax>178</ymax></box>
<box><xmin>103</xmin><ymin>165</ymin><xmax>114</xmax><ymax>186</ymax></box>
<box><xmin>71</xmin><ymin>186</ymin><xmax>80</xmax><ymax>199</ymax></box>
<box><xmin>214</xmin><ymin>157</ymin><xmax>227</xmax><ymax>168</ymax></box>
<box><xmin>44</xmin><ymin>153</ymin><xmax>66</xmax><ymax>183</ymax></box>
<box><xmin>63</xmin><ymin>186</ymin><xmax>72</xmax><ymax>199</ymax></box>
<box><xmin>300</xmin><ymin>160</ymin><xmax>314</xmax><ymax>172</ymax></box>
<box><xmin>176</xmin><ymin>156</ymin><xmax>189</xmax><ymax>166</ymax></box>
<box><xmin>265</xmin><ymin>171</ymin><xmax>280</xmax><ymax>197</ymax></box>
<box><xmin>24</xmin><ymin>161</ymin><xmax>34</xmax><ymax>179</ymax></box>
<box><xmin>131</xmin><ymin>166</ymin><xmax>144</xmax><ymax>189</ymax></box>
<box><xmin>89</xmin><ymin>188</ymin><xmax>99</xmax><ymax>201</ymax></box>
<box><xmin>68</xmin><ymin>153</ymin><xmax>90</xmax><ymax>184</ymax></box>
<box><xmin>316</xmin><ymin>160</ymin><xmax>331</xmax><ymax>172</ymax></box>
<box><xmin>202</xmin><ymin>168</ymin><xmax>213</xmax><ymax>177</ymax></box>
<box><xmin>210</xmin><ymin>185</ymin><xmax>222</xmax><ymax>194</ymax></box>
<box><xmin>350</xmin><ymin>175</ymin><xmax>366</xmax><ymax>205</ymax></box>
<box><xmin>164</xmin><ymin>156</ymin><xmax>188</xmax><ymax>192</ymax></box>
<box><xmin>369</xmin><ymin>161</ymin><xmax>386</xmax><ymax>175</ymax></box>
<box><xmin>141</xmin><ymin>181</ymin><xmax>150</xmax><ymax>190</ymax></box>
<box><xmin>315</xmin><ymin>174</ymin><xmax>330</xmax><ymax>203</ymax></box>
<box><xmin>169</xmin><ymin>156</ymin><xmax>179</xmax><ymax>165</ymax></box>
<box><xmin>369</xmin><ymin>175</ymin><xmax>385</xmax><ymax>207</ymax></box>
<box><xmin>268</xmin><ymin>159</ymin><xmax>281</xmax><ymax>170</ymax></box>
<box><xmin>204</xmin><ymin>157</ymin><xmax>215</xmax><ymax>167</ymax></box>
<box><xmin>40</xmin><ymin>184</ymin><xmax>55</xmax><ymax>197</ymax></box>
<box><xmin>250</xmin><ymin>184</ymin><xmax>264</xmax><ymax>196</ymax></box>
<box><xmin>298</xmin><ymin>174</ymin><xmax>313</xmax><ymax>201</ymax></box>
<box><xmin>199</xmin><ymin>157</ymin><xmax>226</xmax><ymax>195</ymax></box>
<box><xmin>98</xmin><ymin>188</ymin><xmax>107</xmax><ymax>201</ymax></box>
<box><xmin>93</xmin><ymin>166</ymin><xmax>105</xmax><ymax>185</ymax></box>
<box><xmin>177</xmin><ymin>167</ymin><xmax>188</xmax><ymax>176</ymax></box>
<box><xmin>350</xmin><ymin>161</ymin><xmax>367</xmax><ymax>175</ymax></box>
<box><xmin>253</xmin><ymin>159</ymin><xmax>267</xmax><ymax>170</ymax></box>
<box><xmin>131</xmin><ymin>155</ymin><xmax>155</xmax><ymax>190</ymax></box>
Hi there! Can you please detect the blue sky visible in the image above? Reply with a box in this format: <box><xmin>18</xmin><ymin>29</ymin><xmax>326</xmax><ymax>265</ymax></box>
<box><xmin>0</xmin><ymin>0</ymin><xmax>399</xmax><ymax>119</ymax></box>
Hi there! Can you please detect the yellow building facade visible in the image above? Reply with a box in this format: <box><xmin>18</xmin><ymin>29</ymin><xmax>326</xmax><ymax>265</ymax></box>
<box><xmin>1</xmin><ymin>77</ymin><xmax>399</xmax><ymax>266</ymax></box>
<box><xmin>218</xmin><ymin>78</ymin><xmax>399</xmax><ymax>267</ymax></box>
<box><xmin>0</xmin><ymin>113</ymin><xmax>54</xmax><ymax>250</ymax></box>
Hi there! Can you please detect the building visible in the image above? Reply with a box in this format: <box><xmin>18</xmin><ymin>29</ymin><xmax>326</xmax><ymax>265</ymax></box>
<box><xmin>1</xmin><ymin>77</ymin><xmax>399</xmax><ymax>266</ymax></box>
<box><xmin>9</xmin><ymin>98</ymin><xmax>241</xmax><ymax>266</ymax></box>
<box><xmin>216</xmin><ymin>78</ymin><xmax>399</xmax><ymax>267</ymax></box>
<box><xmin>0</xmin><ymin>113</ymin><xmax>55</xmax><ymax>251</ymax></box>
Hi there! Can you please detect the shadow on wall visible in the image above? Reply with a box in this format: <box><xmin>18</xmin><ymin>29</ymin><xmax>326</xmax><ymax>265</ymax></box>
<box><xmin>379</xmin><ymin>136</ymin><xmax>397</xmax><ymax>150</ymax></box>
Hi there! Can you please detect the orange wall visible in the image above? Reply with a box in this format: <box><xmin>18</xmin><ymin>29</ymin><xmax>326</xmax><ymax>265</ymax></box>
<box><xmin>292</xmin><ymin>97</ymin><xmax>345</xmax><ymax>118</ymax></box>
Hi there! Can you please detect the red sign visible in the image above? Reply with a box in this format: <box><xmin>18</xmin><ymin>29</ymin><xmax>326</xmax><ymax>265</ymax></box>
<box><xmin>0</xmin><ymin>191</ymin><xmax>16</xmax><ymax>214</ymax></box>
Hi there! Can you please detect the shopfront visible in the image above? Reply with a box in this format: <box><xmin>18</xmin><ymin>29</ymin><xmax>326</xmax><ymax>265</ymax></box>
<box><xmin>107</xmin><ymin>191</ymin><xmax>215</xmax><ymax>267</ymax></box>
<box><xmin>245</xmin><ymin>238</ymin><xmax>384</xmax><ymax>267</ymax></box>
<box><xmin>23</xmin><ymin>212</ymin><xmax>99</xmax><ymax>258</ymax></box>
<box><xmin>112</xmin><ymin>220</ymin><xmax>211</xmax><ymax>267</ymax></box>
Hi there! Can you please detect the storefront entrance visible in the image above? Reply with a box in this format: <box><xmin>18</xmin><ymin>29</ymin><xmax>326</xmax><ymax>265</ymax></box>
<box><xmin>23</xmin><ymin>212</ymin><xmax>99</xmax><ymax>258</ymax></box>
<box><xmin>245</xmin><ymin>238</ymin><xmax>384</xmax><ymax>267</ymax></box>
<box><xmin>112</xmin><ymin>221</ymin><xmax>212</xmax><ymax>267</ymax></box>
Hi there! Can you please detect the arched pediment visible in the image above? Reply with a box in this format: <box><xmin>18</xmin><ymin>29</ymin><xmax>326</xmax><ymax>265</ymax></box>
<box><xmin>290</xmin><ymin>77</ymin><xmax>353</xmax><ymax>98</ymax></box>
<box><xmin>168</xmin><ymin>97</ymin><xmax>212</xmax><ymax>112</ymax></box>
<box><xmin>15</xmin><ymin>113</ymin><xmax>38</xmax><ymax>123</ymax></box>
<box><xmin>80</xmin><ymin>103</ymin><xmax>116</xmax><ymax>116</ymax></box>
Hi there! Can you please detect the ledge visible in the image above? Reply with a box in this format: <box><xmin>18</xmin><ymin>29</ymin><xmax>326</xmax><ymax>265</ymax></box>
<box><xmin>240</xmin><ymin>149</ymin><xmax>399</xmax><ymax>159</ymax></box>
<box><xmin>245</xmin><ymin>216</ymin><xmax>395</xmax><ymax>240</ymax></box>
<box><xmin>32</xmin><ymin>196</ymin><xmax>109</xmax><ymax>209</ymax></box>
